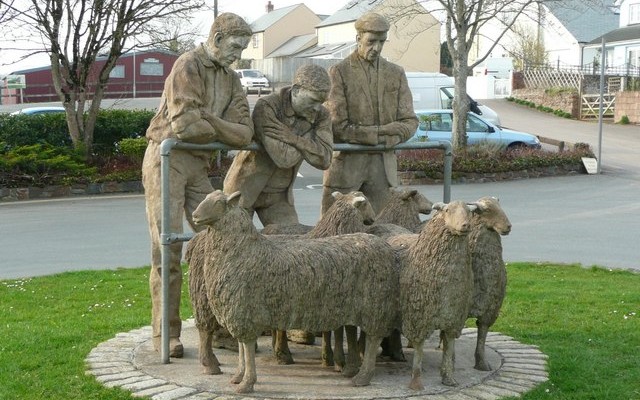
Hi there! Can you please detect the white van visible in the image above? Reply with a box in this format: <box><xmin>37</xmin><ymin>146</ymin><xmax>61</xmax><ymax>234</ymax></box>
<box><xmin>405</xmin><ymin>72</ymin><xmax>501</xmax><ymax>126</ymax></box>
<box><xmin>473</xmin><ymin>57</ymin><xmax>513</xmax><ymax>79</ymax></box>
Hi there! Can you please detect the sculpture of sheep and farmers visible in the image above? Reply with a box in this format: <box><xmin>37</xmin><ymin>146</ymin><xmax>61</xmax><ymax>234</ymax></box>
<box><xmin>187</xmin><ymin>190</ymin><xmax>399</xmax><ymax>393</ymax></box>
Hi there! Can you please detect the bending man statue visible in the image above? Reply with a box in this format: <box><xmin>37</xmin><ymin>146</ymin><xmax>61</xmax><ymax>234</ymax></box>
<box><xmin>142</xmin><ymin>13</ymin><xmax>253</xmax><ymax>358</ymax></box>
<box><xmin>224</xmin><ymin>64</ymin><xmax>333</xmax><ymax>226</ymax></box>
<box><xmin>321</xmin><ymin>12</ymin><xmax>418</xmax><ymax>215</ymax></box>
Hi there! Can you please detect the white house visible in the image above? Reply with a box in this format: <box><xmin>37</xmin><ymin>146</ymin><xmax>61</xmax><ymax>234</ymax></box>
<box><xmin>470</xmin><ymin>0</ymin><xmax>619</xmax><ymax>68</ymax></box>
<box><xmin>582</xmin><ymin>0</ymin><xmax>640</xmax><ymax>74</ymax></box>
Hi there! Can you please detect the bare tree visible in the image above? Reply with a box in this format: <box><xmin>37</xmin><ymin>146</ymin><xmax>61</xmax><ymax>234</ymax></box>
<box><xmin>146</xmin><ymin>16</ymin><xmax>200</xmax><ymax>54</ymax></box>
<box><xmin>506</xmin><ymin>22</ymin><xmax>548</xmax><ymax>70</ymax></box>
<box><xmin>0</xmin><ymin>0</ymin><xmax>204</xmax><ymax>156</ymax></box>
<box><xmin>386</xmin><ymin>0</ymin><xmax>542</xmax><ymax>149</ymax></box>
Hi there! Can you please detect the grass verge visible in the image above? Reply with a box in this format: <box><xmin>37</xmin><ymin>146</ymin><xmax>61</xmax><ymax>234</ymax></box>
<box><xmin>0</xmin><ymin>263</ymin><xmax>638</xmax><ymax>399</ymax></box>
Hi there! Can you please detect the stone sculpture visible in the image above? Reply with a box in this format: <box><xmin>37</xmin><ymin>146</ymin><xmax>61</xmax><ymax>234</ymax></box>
<box><xmin>188</xmin><ymin>190</ymin><xmax>399</xmax><ymax>393</ymax></box>
<box><xmin>224</xmin><ymin>64</ymin><xmax>333</xmax><ymax>226</ymax></box>
<box><xmin>321</xmin><ymin>12</ymin><xmax>419</xmax><ymax>215</ymax></box>
<box><xmin>141</xmin><ymin>12</ymin><xmax>253</xmax><ymax>358</ymax></box>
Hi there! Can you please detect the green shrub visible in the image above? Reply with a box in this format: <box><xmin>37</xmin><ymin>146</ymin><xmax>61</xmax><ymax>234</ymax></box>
<box><xmin>0</xmin><ymin>142</ymin><xmax>97</xmax><ymax>187</ymax></box>
<box><xmin>619</xmin><ymin>115</ymin><xmax>630</xmax><ymax>125</ymax></box>
<box><xmin>398</xmin><ymin>143</ymin><xmax>595</xmax><ymax>179</ymax></box>
<box><xmin>0</xmin><ymin>109</ymin><xmax>155</xmax><ymax>155</ymax></box>
<box><xmin>93</xmin><ymin>109</ymin><xmax>155</xmax><ymax>155</ymax></box>
<box><xmin>0</xmin><ymin>113</ymin><xmax>70</xmax><ymax>148</ymax></box>
<box><xmin>116</xmin><ymin>137</ymin><xmax>148</xmax><ymax>161</ymax></box>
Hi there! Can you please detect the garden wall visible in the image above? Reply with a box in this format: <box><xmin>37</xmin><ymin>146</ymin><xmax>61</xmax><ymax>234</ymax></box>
<box><xmin>511</xmin><ymin>88</ymin><xmax>580</xmax><ymax>118</ymax></box>
<box><xmin>614</xmin><ymin>91</ymin><xmax>640</xmax><ymax>124</ymax></box>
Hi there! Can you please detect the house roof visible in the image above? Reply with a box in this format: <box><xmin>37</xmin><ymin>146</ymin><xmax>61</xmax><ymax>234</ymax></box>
<box><xmin>267</xmin><ymin>34</ymin><xmax>317</xmax><ymax>58</ymax></box>
<box><xmin>293</xmin><ymin>41</ymin><xmax>355</xmax><ymax>58</ymax></box>
<box><xmin>545</xmin><ymin>0</ymin><xmax>619</xmax><ymax>43</ymax></box>
<box><xmin>316</xmin><ymin>0</ymin><xmax>383</xmax><ymax>28</ymax></box>
<box><xmin>250</xmin><ymin>4</ymin><xmax>302</xmax><ymax>32</ymax></box>
<box><xmin>588</xmin><ymin>23</ymin><xmax>640</xmax><ymax>44</ymax></box>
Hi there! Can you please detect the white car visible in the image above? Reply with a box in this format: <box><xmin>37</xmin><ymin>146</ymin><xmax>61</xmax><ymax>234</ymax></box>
<box><xmin>10</xmin><ymin>106</ymin><xmax>65</xmax><ymax>115</ymax></box>
<box><xmin>236</xmin><ymin>69</ymin><xmax>271</xmax><ymax>94</ymax></box>
<box><xmin>410</xmin><ymin>109</ymin><xmax>541</xmax><ymax>150</ymax></box>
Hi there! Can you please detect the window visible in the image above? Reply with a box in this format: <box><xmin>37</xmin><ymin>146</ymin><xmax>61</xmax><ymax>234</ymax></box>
<box><xmin>109</xmin><ymin>65</ymin><xmax>125</xmax><ymax>78</ymax></box>
<box><xmin>252</xmin><ymin>34</ymin><xmax>259</xmax><ymax>48</ymax></box>
<box><xmin>140</xmin><ymin>58</ymin><xmax>163</xmax><ymax>76</ymax></box>
<box><xmin>630</xmin><ymin>3</ymin><xmax>640</xmax><ymax>24</ymax></box>
<box><xmin>629</xmin><ymin>48</ymin><xmax>640</xmax><ymax>67</ymax></box>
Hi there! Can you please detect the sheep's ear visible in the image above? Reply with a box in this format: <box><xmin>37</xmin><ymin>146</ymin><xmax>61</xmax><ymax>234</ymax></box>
<box><xmin>432</xmin><ymin>201</ymin><xmax>446</xmax><ymax>211</ymax></box>
<box><xmin>352</xmin><ymin>196</ymin><xmax>367</xmax><ymax>207</ymax></box>
<box><xmin>227</xmin><ymin>191</ymin><xmax>242</xmax><ymax>207</ymax></box>
<box><xmin>467</xmin><ymin>203</ymin><xmax>479</xmax><ymax>213</ymax></box>
<box><xmin>400</xmin><ymin>189</ymin><xmax>418</xmax><ymax>200</ymax></box>
<box><xmin>332</xmin><ymin>191</ymin><xmax>343</xmax><ymax>199</ymax></box>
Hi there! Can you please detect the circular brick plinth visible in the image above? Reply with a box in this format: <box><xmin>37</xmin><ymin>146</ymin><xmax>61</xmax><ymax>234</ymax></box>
<box><xmin>86</xmin><ymin>320</ymin><xmax>548</xmax><ymax>400</ymax></box>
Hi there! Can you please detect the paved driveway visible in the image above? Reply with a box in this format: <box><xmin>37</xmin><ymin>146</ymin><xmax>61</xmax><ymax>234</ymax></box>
<box><xmin>1</xmin><ymin>98</ymin><xmax>639</xmax><ymax>279</ymax></box>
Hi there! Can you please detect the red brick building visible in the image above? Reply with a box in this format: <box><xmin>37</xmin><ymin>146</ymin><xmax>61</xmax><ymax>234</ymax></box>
<box><xmin>1</xmin><ymin>49</ymin><xmax>179</xmax><ymax>104</ymax></box>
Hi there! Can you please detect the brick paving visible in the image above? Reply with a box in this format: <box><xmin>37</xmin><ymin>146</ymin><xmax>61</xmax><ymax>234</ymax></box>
<box><xmin>86</xmin><ymin>320</ymin><xmax>548</xmax><ymax>400</ymax></box>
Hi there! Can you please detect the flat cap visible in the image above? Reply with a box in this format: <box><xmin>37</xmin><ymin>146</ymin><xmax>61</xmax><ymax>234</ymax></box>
<box><xmin>293</xmin><ymin>64</ymin><xmax>331</xmax><ymax>92</ymax></box>
<box><xmin>354</xmin><ymin>12</ymin><xmax>390</xmax><ymax>33</ymax></box>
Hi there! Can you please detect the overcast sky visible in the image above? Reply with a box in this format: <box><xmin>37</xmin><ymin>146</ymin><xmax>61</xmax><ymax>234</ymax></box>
<box><xmin>0</xmin><ymin>1</ymin><xmax>342</xmax><ymax>76</ymax></box>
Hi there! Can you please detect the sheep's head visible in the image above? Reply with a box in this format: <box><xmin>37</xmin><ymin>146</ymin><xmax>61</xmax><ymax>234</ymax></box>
<box><xmin>398</xmin><ymin>188</ymin><xmax>433</xmax><ymax>215</ymax></box>
<box><xmin>192</xmin><ymin>190</ymin><xmax>241</xmax><ymax>227</ymax></box>
<box><xmin>332</xmin><ymin>191</ymin><xmax>375</xmax><ymax>225</ymax></box>
<box><xmin>471</xmin><ymin>196</ymin><xmax>512</xmax><ymax>235</ymax></box>
<box><xmin>432</xmin><ymin>200</ymin><xmax>473</xmax><ymax>235</ymax></box>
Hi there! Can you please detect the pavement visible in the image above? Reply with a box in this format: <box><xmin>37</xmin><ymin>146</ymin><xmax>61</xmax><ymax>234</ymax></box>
<box><xmin>86</xmin><ymin>321</ymin><xmax>548</xmax><ymax>400</ymax></box>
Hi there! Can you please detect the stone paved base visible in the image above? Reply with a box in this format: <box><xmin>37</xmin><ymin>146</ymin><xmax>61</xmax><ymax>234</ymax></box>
<box><xmin>86</xmin><ymin>320</ymin><xmax>548</xmax><ymax>400</ymax></box>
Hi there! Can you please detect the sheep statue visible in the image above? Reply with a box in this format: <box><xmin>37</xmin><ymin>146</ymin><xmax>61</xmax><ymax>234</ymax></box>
<box><xmin>374</xmin><ymin>188</ymin><xmax>433</xmax><ymax>231</ymax></box>
<box><xmin>466</xmin><ymin>196</ymin><xmax>511</xmax><ymax>371</ymax></box>
<box><xmin>186</xmin><ymin>191</ymin><xmax>376</xmax><ymax>367</ymax></box>
<box><xmin>263</xmin><ymin>190</ymin><xmax>377</xmax><ymax>369</ymax></box>
<box><xmin>189</xmin><ymin>190</ymin><xmax>399</xmax><ymax>394</ymax></box>
<box><xmin>400</xmin><ymin>200</ymin><xmax>477</xmax><ymax>390</ymax></box>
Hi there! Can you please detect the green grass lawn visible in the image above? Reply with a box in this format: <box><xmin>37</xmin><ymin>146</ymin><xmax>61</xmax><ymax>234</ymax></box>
<box><xmin>0</xmin><ymin>263</ymin><xmax>638</xmax><ymax>399</ymax></box>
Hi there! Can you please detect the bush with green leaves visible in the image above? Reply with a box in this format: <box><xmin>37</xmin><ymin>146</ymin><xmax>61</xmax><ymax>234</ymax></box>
<box><xmin>0</xmin><ymin>112</ymin><xmax>70</xmax><ymax>148</ymax></box>
<box><xmin>398</xmin><ymin>142</ymin><xmax>595</xmax><ymax>180</ymax></box>
<box><xmin>0</xmin><ymin>109</ymin><xmax>155</xmax><ymax>155</ymax></box>
<box><xmin>0</xmin><ymin>142</ymin><xmax>97</xmax><ymax>187</ymax></box>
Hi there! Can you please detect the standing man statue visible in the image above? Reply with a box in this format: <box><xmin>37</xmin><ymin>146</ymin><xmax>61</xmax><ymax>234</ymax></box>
<box><xmin>142</xmin><ymin>13</ymin><xmax>253</xmax><ymax>358</ymax></box>
<box><xmin>321</xmin><ymin>12</ymin><xmax>418</xmax><ymax>215</ymax></box>
<box><xmin>224</xmin><ymin>64</ymin><xmax>333</xmax><ymax>227</ymax></box>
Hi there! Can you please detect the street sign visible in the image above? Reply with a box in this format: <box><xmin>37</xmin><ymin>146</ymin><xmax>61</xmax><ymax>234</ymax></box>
<box><xmin>5</xmin><ymin>74</ymin><xmax>26</xmax><ymax>89</ymax></box>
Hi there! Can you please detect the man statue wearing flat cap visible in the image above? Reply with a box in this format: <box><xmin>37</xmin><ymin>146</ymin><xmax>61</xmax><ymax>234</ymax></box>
<box><xmin>224</xmin><ymin>64</ymin><xmax>333</xmax><ymax>227</ymax></box>
<box><xmin>321</xmin><ymin>12</ymin><xmax>418</xmax><ymax>215</ymax></box>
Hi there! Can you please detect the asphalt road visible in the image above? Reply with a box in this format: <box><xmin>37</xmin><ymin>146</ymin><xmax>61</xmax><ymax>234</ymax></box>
<box><xmin>1</xmin><ymin>98</ymin><xmax>639</xmax><ymax>279</ymax></box>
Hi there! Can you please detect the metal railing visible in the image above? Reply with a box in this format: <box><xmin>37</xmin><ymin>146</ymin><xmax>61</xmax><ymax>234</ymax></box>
<box><xmin>158</xmin><ymin>138</ymin><xmax>453</xmax><ymax>363</ymax></box>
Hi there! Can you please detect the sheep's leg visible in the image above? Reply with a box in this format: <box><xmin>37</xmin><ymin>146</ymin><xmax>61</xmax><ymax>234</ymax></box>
<box><xmin>321</xmin><ymin>331</ymin><xmax>334</xmax><ymax>367</ymax></box>
<box><xmin>352</xmin><ymin>334</ymin><xmax>381</xmax><ymax>386</ymax></box>
<box><xmin>342</xmin><ymin>325</ymin><xmax>361</xmax><ymax>378</ymax></box>
<box><xmin>440</xmin><ymin>332</ymin><xmax>458</xmax><ymax>387</ymax></box>
<box><xmin>408</xmin><ymin>338</ymin><xmax>425</xmax><ymax>391</ymax></box>
<box><xmin>273</xmin><ymin>329</ymin><xmax>294</xmax><ymax>365</ymax></box>
<box><xmin>231</xmin><ymin>340</ymin><xmax>245</xmax><ymax>384</ymax></box>
<box><xmin>380</xmin><ymin>329</ymin><xmax>406</xmax><ymax>361</ymax></box>
<box><xmin>198</xmin><ymin>327</ymin><xmax>221</xmax><ymax>375</ymax></box>
<box><xmin>236</xmin><ymin>340</ymin><xmax>257</xmax><ymax>394</ymax></box>
<box><xmin>474</xmin><ymin>320</ymin><xmax>492</xmax><ymax>371</ymax></box>
<box><xmin>333</xmin><ymin>327</ymin><xmax>345</xmax><ymax>372</ymax></box>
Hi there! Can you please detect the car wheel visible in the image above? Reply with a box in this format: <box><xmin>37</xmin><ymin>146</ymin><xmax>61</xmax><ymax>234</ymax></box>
<box><xmin>507</xmin><ymin>142</ymin><xmax>527</xmax><ymax>151</ymax></box>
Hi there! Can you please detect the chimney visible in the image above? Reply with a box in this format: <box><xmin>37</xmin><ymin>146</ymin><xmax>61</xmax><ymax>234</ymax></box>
<box><xmin>266</xmin><ymin>1</ymin><xmax>274</xmax><ymax>13</ymax></box>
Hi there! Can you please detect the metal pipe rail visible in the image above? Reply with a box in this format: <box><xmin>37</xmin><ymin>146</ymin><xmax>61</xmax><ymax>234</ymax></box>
<box><xmin>158</xmin><ymin>138</ymin><xmax>453</xmax><ymax>363</ymax></box>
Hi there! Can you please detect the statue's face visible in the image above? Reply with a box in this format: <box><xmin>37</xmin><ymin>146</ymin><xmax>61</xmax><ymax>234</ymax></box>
<box><xmin>210</xmin><ymin>33</ymin><xmax>250</xmax><ymax>67</ymax></box>
<box><xmin>291</xmin><ymin>87</ymin><xmax>327</xmax><ymax>122</ymax></box>
<box><xmin>356</xmin><ymin>31</ymin><xmax>387</xmax><ymax>62</ymax></box>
